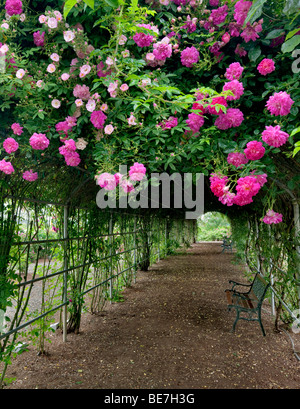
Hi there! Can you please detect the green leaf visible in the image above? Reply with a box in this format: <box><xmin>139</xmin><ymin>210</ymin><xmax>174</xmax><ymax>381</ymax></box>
<box><xmin>287</xmin><ymin>179</ymin><xmax>295</xmax><ymax>190</ymax></box>
<box><xmin>248</xmin><ymin>46</ymin><xmax>261</xmax><ymax>62</ymax></box>
<box><xmin>129</xmin><ymin>0</ymin><xmax>138</xmax><ymax>12</ymax></box>
<box><xmin>283</xmin><ymin>0</ymin><xmax>300</xmax><ymax>16</ymax></box>
<box><xmin>291</xmin><ymin>127</ymin><xmax>300</xmax><ymax>137</ymax></box>
<box><xmin>83</xmin><ymin>0</ymin><xmax>94</xmax><ymax>8</ymax></box>
<box><xmin>63</xmin><ymin>0</ymin><xmax>77</xmax><ymax>19</ymax></box>
<box><xmin>104</xmin><ymin>0</ymin><xmax>119</xmax><ymax>7</ymax></box>
<box><xmin>285</xmin><ymin>27</ymin><xmax>300</xmax><ymax>41</ymax></box>
<box><xmin>244</xmin><ymin>0</ymin><xmax>267</xmax><ymax>25</ymax></box>
<box><xmin>266</xmin><ymin>29</ymin><xmax>286</xmax><ymax>40</ymax></box>
<box><xmin>293</xmin><ymin>146</ymin><xmax>300</xmax><ymax>156</ymax></box>
<box><xmin>281</xmin><ymin>35</ymin><xmax>300</xmax><ymax>53</ymax></box>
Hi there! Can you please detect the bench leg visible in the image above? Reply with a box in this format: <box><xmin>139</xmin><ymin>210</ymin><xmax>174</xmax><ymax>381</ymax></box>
<box><xmin>258</xmin><ymin>312</ymin><xmax>266</xmax><ymax>337</ymax></box>
<box><xmin>231</xmin><ymin>309</ymin><xmax>240</xmax><ymax>333</ymax></box>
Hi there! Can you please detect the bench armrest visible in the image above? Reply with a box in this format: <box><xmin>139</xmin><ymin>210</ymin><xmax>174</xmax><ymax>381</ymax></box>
<box><xmin>228</xmin><ymin>280</ymin><xmax>251</xmax><ymax>291</ymax></box>
<box><xmin>229</xmin><ymin>280</ymin><xmax>251</xmax><ymax>286</ymax></box>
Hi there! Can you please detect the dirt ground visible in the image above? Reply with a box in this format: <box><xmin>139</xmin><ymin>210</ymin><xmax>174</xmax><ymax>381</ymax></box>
<box><xmin>4</xmin><ymin>242</ymin><xmax>300</xmax><ymax>389</ymax></box>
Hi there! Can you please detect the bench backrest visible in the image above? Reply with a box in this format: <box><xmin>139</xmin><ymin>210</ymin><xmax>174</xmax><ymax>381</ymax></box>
<box><xmin>249</xmin><ymin>274</ymin><xmax>270</xmax><ymax>304</ymax></box>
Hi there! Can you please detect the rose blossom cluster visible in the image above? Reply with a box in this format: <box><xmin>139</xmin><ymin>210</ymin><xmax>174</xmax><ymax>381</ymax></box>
<box><xmin>48</xmin><ymin>50</ymin><xmax>92</xmax><ymax>84</ymax></box>
<box><xmin>38</xmin><ymin>9</ymin><xmax>63</xmax><ymax>30</ymax></box>
<box><xmin>210</xmin><ymin>173</ymin><xmax>265</xmax><ymax>207</ymax></box>
<box><xmin>159</xmin><ymin>116</ymin><xmax>178</xmax><ymax>130</ymax></box>
<box><xmin>23</xmin><ymin>170</ymin><xmax>38</xmax><ymax>182</ymax></box>
<box><xmin>127</xmin><ymin>113</ymin><xmax>137</xmax><ymax>126</ymax></box>
<box><xmin>233</xmin><ymin>0</ymin><xmax>252</xmax><ymax>25</ymax></box>
<box><xmin>225</xmin><ymin>62</ymin><xmax>244</xmax><ymax>80</ymax></box>
<box><xmin>33</xmin><ymin>10</ymin><xmax>63</xmax><ymax>47</ymax></box>
<box><xmin>211</xmin><ymin>62</ymin><xmax>245</xmax><ymax>130</ymax></box>
<box><xmin>29</xmin><ymin>133</ymin><xmax>50</xmax><ymax>150</ymax></box>
<box><xmin>262</xmin><ymin>209</ymin><xmax>283</xmax><ymax>225</ymax></box>
<box><xmin>1</xmin><ymin>122</ymin><xmax>51</xmax><ymax>176</ymax></box>
<box><xmin>214</xmin><ymin>108</ymin><xmax>244</xmax><ymax>130</ymax></box>
<box><xmin>59</xmin><ymin>139</ymin><xmax>81</xmax><ymax>167</ymax></box>
<box><xmin>56</xmin><ymin>116</ymin><xmax>77</xmax><ymax>138</ymax></box>
<box><xmin>5</xmin><ymin>0</ymin><xmax>23</xmax><ymax>16</ymax></box>
<box><xmin>96</xmin><ymin>163</ymin><xmax>146</xmax><ymax>194</ymax></box>
<box><xmin>33</xmin><ymin>31</ymin><xmax>45</xmax><ymax>47</ymax></box>
<box><xmin>261</xmin><ymin>125</ymin><xmax>289</xmax><ymax>147</ymax></box>
<box><xmin>184</xmin><ymin>94</ymin><xmax>206</xmax><ymax>134</ymax></box>
<box><xmin>153</xmin><ymin>37</ymin><xmax>172</xmax><ymax>61</ymax></box>
<box><xmin>72</xmin><ymin>84</ymin><xmax>107</xmax><ymax>116</ymax></box>
<box><xmin>227</xmin><ymin>152</ymin><xmax>248</xmax><ymax>168</ymax></box>
<box><xmin>207</xmin><ymin>97</ymin><xmax>228</xmax><ymax>115</ymax></box>
<box><xmin>220</xmin><ymin>141</ymin><xmax>267</xmax><ymax>206</ymax></box>
<box><xmin>3</xmin><ymin>137</ymin><xmax>19</xmax><ymax>154</ymax></box>
<box><xmin>11</xmin><ymin>122</ymin><xmax>23</xmax><ymax>135</ymax></box>
<box><xmin>175</xmin><ymin>0</ymin><xmax>263</xmax><ymax>60</ymax></box>
<box><xmin>223</xmin><ymin>79</ymin><xmax>244</xmax><ymax>101</ymax></box>
<box><xmin>266</xmin><ymin>91</ymin><xmax>294</xmax><ymax>116</ymax></box>
<box><xmin>244</xmin><ymin>141</ymin><xmax>265</xmax><ymax>160</ymax></box>
<box><xmin>186</xmin><ymin>113</ymin><xmax>205</xmax><ymax>134</ymax></box>
<box><xmin>183</xmin><ymin>62</ymin><xmax>245</xmax><ymax>134</ymax></box>
<box><xmin>143</xmin><ymin>30</ymin><xmax>176</xmax><ymax>67</ymax></box>
<box><xmin>180</xmin><ymin>46</ymin><xmax>199</xmax><ymax>67</ymax></box>
<box><xmin>257</xmin><ymin>58</ymin><xmax>275</xmax><ymax>75</ymax></box>
<box><xmin>0</xmin><ymin>159</ymin><xmax>14</xmax><ymax>175</ymax></box>
<box><xmin>145</xmin><ymin>52</ymin><xmax>166</xmax><ymax>68</ymax></box>
<box><xmin>182</xmin><ymin>15</ymin><xmax>197</xmax><ymax>33</ymax></box>
<box><xmin>1</xmin><ymin>2</ymin><xmax>294</xmax><ymax>228</ymax></box>
<box><xmin>90</xmin><ymin>110</ymin><xmax>107</xmax><ymax>129</ymax></box>
<box><xmin>209</xmin><ymin>56</ymin><xmax>293</xmax><ymax>223</ymax></box>
<box><xmin>106</xmin><ymin>80</ymin><xmax>129</xmax><ymax>98</ymax></box>
<box><xmin>73</xmin><ymin>84</ymin><xmax>90</xmax><ymax>100</ymax></box>
<box><xmin>97</xmin><ymin>60</ymin><xmax>112</xmax><ymax>78</ymax></box>
<box><xmin>133</xmin><ymin>24</ymin><xmax>159</xmax><ymax>48</ymax></box>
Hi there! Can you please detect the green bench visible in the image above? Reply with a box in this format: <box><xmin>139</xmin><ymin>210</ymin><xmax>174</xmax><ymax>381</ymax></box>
<box><xmin>221</xmin><ymin>237</ymin><xmax>233</xmax><ymax>253</ymax></box>
<box><xmin>225</xmin><ymin>273</ymin><xmax>270</xmax><ymax>336</ymax></box>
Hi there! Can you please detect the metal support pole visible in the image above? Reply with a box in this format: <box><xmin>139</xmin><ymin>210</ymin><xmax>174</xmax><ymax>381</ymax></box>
<box><xmin>63</xmin><ymin>205</ymin><xmax>68</xmax><ymax>343</ymax></box>
<box><xmin>267</xmin><ymin>224</ymin><xmax>276</xmax><ymax>316</ymax></box>
<box><xmin>158</xmin><ymin>218</ymin><xmax>160</xmax><ymax>262</ymax></box>
<box><xmin>165</xmin><ymin>218</ymin><xmax>168</xmax><ymax>255</ymax></box>
<box><xmin>255</xmin><ymin>217</ymin><xmax>261</xmax><ymax>272</ymax></box>
<box><xmin>109</xmin><ymin>213</ymin><xmax>113</xmax><ymax>304</ymax></box>
<box><xmin>133</xmin><ymin>215</ymin><xmax>137</xmax><ymax>283</ymax></box>
<box><xmin>293</xmin><ymin>200</ymin><xmax>300</xmax><ymax>311</ymax></box>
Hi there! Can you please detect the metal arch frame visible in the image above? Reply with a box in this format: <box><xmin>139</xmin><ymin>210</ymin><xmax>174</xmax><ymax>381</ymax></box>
<box><xmin>0</xmin><ymin>200</ymin><xmax>192</xmax><ymax>343</ymax></box>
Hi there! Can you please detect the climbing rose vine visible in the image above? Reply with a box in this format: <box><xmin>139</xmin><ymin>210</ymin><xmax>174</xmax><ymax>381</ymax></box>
<box><xmin>0</xmin><ymin>0</ymin><xmax>299</xmax><ymax>224</ymax></box>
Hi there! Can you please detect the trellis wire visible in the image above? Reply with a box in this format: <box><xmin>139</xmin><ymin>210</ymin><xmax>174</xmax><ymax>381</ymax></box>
<box><xmin>0</xmin><ymin>196</ymin><xmax>195</xmax><ymax>345</ymax></box>
<box><xmin>247</xmin><ymin>259</ymin><xmax>299</xmax><ymax>326</ymax></box>
<box><xmin>245</xmin><ymin>260</ymin><xmax>300</xmax><ymax>362</ymax></box>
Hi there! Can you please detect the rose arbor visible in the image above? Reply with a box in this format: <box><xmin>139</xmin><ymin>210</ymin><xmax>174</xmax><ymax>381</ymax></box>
<box><xmin>0</xmin><ymin>0</ymin><xmax>299</xmax><ymax>387</ymax></box>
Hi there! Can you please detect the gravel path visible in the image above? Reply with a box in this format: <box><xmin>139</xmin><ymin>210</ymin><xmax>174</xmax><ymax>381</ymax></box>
<box><xmin>5</xmin><ymin>242</ymin><xmax>300</xmax><ymax>389</ymax></box>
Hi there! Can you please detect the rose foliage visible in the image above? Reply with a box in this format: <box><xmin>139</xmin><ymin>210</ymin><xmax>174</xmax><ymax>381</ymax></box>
<box><xmin>0</xmin><ymin>0</ymin><xmax>299</xmax><ymax>223</ymax></box>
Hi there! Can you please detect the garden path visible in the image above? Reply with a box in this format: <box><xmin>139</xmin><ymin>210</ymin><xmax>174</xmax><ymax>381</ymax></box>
<box><xmin>6</xmin><ymin>242</ymin><xmax>300</xmax><ymax>389</ymax></box>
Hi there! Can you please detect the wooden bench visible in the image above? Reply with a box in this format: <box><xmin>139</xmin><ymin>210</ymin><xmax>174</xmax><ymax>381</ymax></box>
<box><xmin>221</xmin><ymin>237</ymin><xmax>233</xmax><ymax>253</ymax></box>
<box><xmin>225</xmin><ymin>273</ymin><xmax>270</xmax><ymax>336</ymax></box>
